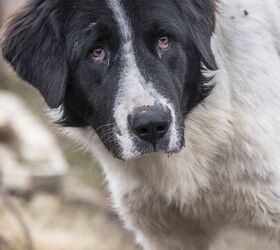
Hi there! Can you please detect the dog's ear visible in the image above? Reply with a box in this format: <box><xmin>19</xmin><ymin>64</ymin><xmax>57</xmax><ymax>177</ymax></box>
<box><xmin>185</xmin><ymin>0</ymin><xmax>217</xmax><ymax>70</ymax></box>
<box><xmin>1</xmin><ymin>0</ymin><xmax>68</xmax><ymax>108</ymax></box>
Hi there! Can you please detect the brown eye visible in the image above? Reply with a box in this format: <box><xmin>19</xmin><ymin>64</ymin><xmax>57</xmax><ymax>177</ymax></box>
<box><xmin>158</xmin><ymin>36</ymin><xmax>170</xmax><ymax>50</ymax></box>
<box><xmin>91</xmin><ymin>47</ymin><xmax>106</xmax><ymax>63</ymax></box>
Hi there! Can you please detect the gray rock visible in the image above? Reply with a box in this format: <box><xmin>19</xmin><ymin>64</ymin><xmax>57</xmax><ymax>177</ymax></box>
<box><xmin>0</xmin><ymin>91</ymin><xmax>68</xmax><ymax>195</ymax></box>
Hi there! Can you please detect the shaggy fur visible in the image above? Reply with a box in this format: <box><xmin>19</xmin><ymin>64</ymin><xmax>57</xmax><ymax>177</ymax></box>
<box><xmin>2</xmin><ymin>0</ymin><xmax>280</xmax><ymax>249</ymax></box>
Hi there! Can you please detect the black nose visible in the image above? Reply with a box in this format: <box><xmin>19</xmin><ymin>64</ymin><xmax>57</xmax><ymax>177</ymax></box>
<box><xmin>129</xmin><ymin>106</ymin><xmax>171</xmax><ymax>146</ymax></box>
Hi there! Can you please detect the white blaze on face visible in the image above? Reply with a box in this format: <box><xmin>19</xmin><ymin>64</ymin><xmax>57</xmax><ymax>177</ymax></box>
<box><xmin>107</xmin><ymin>0</ymin><xmax>180</xmax><ymax>159</ymax></box>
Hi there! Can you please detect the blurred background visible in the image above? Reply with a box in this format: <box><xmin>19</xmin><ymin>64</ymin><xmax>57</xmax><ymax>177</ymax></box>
<box><xmin>0</xmin><ymin>1</ymin><xmax>278</xmax><ymax>250</ymax></box>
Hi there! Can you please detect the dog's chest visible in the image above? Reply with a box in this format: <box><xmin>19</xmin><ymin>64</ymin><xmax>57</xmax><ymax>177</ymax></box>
<box><xmin>103</xmin><ymin>139</ymin><xmax>280</xmax><ymax>232</ymax></box>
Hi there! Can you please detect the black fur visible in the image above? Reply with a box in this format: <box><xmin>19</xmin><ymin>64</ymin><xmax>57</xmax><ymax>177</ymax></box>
<box><xmin>2</xmin><ymin>0</ymin><xmax>69</xmax><ymax>108</ymax></box>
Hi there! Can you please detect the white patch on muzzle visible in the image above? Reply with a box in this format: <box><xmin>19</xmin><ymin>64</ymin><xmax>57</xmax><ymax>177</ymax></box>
<box><xmin>107</xmin><ymin>0</ymin><xmax>180</xmax><ymax>159</ymax></box>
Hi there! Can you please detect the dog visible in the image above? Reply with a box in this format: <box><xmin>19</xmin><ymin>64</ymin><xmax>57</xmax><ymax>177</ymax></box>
<box><xmin>2</xmin><ymin>0</ymin><xmax>280</xmax><ymax>249</ymax></box>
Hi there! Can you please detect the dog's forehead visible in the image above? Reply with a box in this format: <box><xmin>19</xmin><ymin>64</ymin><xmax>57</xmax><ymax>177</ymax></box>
<box><xmin>70</xmin><ymin>0</ymin><xmax>183</xmax><ymax>38</ymax></box>
<box><xmin>106</xmin><ymin>0</ymin><xmax>132</xmax><ymax>41</ymax></box>
<box><xmin>103</xmin><ymin>0</ymin><xmax>185</xmax><ymax>43</ymax></box>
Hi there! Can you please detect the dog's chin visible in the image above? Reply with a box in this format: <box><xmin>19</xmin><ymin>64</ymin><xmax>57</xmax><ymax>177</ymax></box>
<box><xmin>119</xmin><ymin>148</ymin><xmax>183</xmax><ymax>161</ymax></box>
<box><xmin>110</xmin><ymin>140</ymin><xmax>185</xmax><ymax>161</ymax></box>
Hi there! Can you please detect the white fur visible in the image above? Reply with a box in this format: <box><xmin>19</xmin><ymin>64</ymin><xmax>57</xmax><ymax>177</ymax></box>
<box><xmin>61</xmin><ymin>0</ymin><xmax>280</xmax><ymax>249</ymax></box>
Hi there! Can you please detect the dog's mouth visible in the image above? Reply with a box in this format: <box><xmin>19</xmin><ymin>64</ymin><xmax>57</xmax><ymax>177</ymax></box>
<box><xmin>112</xmin><ymin>143</ymin><xmax>184</xmax><ymax>161</ymax></box>
<box><xmin>98</xmin><ymin>125</ymin><xmax>185</xmax><ymax>161</ymax></box>
<box><xmin>131</xmin><ymin>135</ymin><xmax>184</xmax><ymax>158</ymax></box>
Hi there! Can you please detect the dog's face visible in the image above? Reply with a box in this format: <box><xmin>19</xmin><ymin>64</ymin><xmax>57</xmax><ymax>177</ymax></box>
<box><xmin>2</xmin><ymin>0</ymin><xmax>217</xmax><ymax>160</ymax></box>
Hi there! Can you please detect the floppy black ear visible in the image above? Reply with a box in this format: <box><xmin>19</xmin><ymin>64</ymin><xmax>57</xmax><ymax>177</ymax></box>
<box><xmin>185</xmin><ymin>0</ymin><xmax>217</xmax><ymax>70</ymax></box>
<box><xmin>1</xmin><ymin>0</ymin><xmax>68</xmax><ymax>108</ymax></box>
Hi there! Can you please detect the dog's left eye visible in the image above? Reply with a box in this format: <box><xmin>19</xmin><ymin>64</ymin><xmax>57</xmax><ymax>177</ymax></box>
<box><xmin>91</xmin><ymin>47</ymin><xmax>106</xmax><ymax>63</ymax></box>
<box><xmin>158</xmin><ymin>36</ymin><xmax>170</xmax><ymax>51</ymax></box>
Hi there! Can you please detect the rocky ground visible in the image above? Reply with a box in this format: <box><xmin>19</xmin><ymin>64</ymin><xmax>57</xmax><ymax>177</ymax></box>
<box><xmin>0</xmin><ymin>174</ymin><xmax>138</xmax><ymax>250</ymax></box>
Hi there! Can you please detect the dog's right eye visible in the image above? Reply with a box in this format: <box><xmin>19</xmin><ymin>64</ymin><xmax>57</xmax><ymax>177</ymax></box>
<box><xmin>158</xmin><ymin>36</ymin><xmax>170</xmax><ymax>51</ymax></box>
<box><xmin>91</xmin><ymin>47</ymin><xmax>106</xmax><ymax>63</ymax></box>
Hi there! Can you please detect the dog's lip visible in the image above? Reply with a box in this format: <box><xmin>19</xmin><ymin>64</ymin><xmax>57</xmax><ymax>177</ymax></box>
<box><xmin>116</xmin><ymin>147</ymin><xmax>183</xmax><ymax>161</ymax></box>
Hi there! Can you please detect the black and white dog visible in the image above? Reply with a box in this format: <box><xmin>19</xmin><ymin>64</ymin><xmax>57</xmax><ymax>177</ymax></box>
<box><xmin>2</xmin><ymin>0</ymin><xmax>280</xmax><ymax>249</ymax></box>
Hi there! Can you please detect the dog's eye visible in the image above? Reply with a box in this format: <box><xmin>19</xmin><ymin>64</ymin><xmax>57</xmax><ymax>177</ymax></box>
<box><xmin>158</xmin><ymin>36</ymin><xmax>170</xmax><ymax>51</ymax></box>
<box><xmin>91</xmin><ymin>47</ymin><xmax>106</xmax><ymax>63</ymax></box>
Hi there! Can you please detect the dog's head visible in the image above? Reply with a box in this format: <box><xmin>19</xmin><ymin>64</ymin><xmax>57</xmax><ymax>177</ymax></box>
<box><xmin>2</xmin><ymin>0</ymin><xmax>217</xmax><ymax>160</ymax></box>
